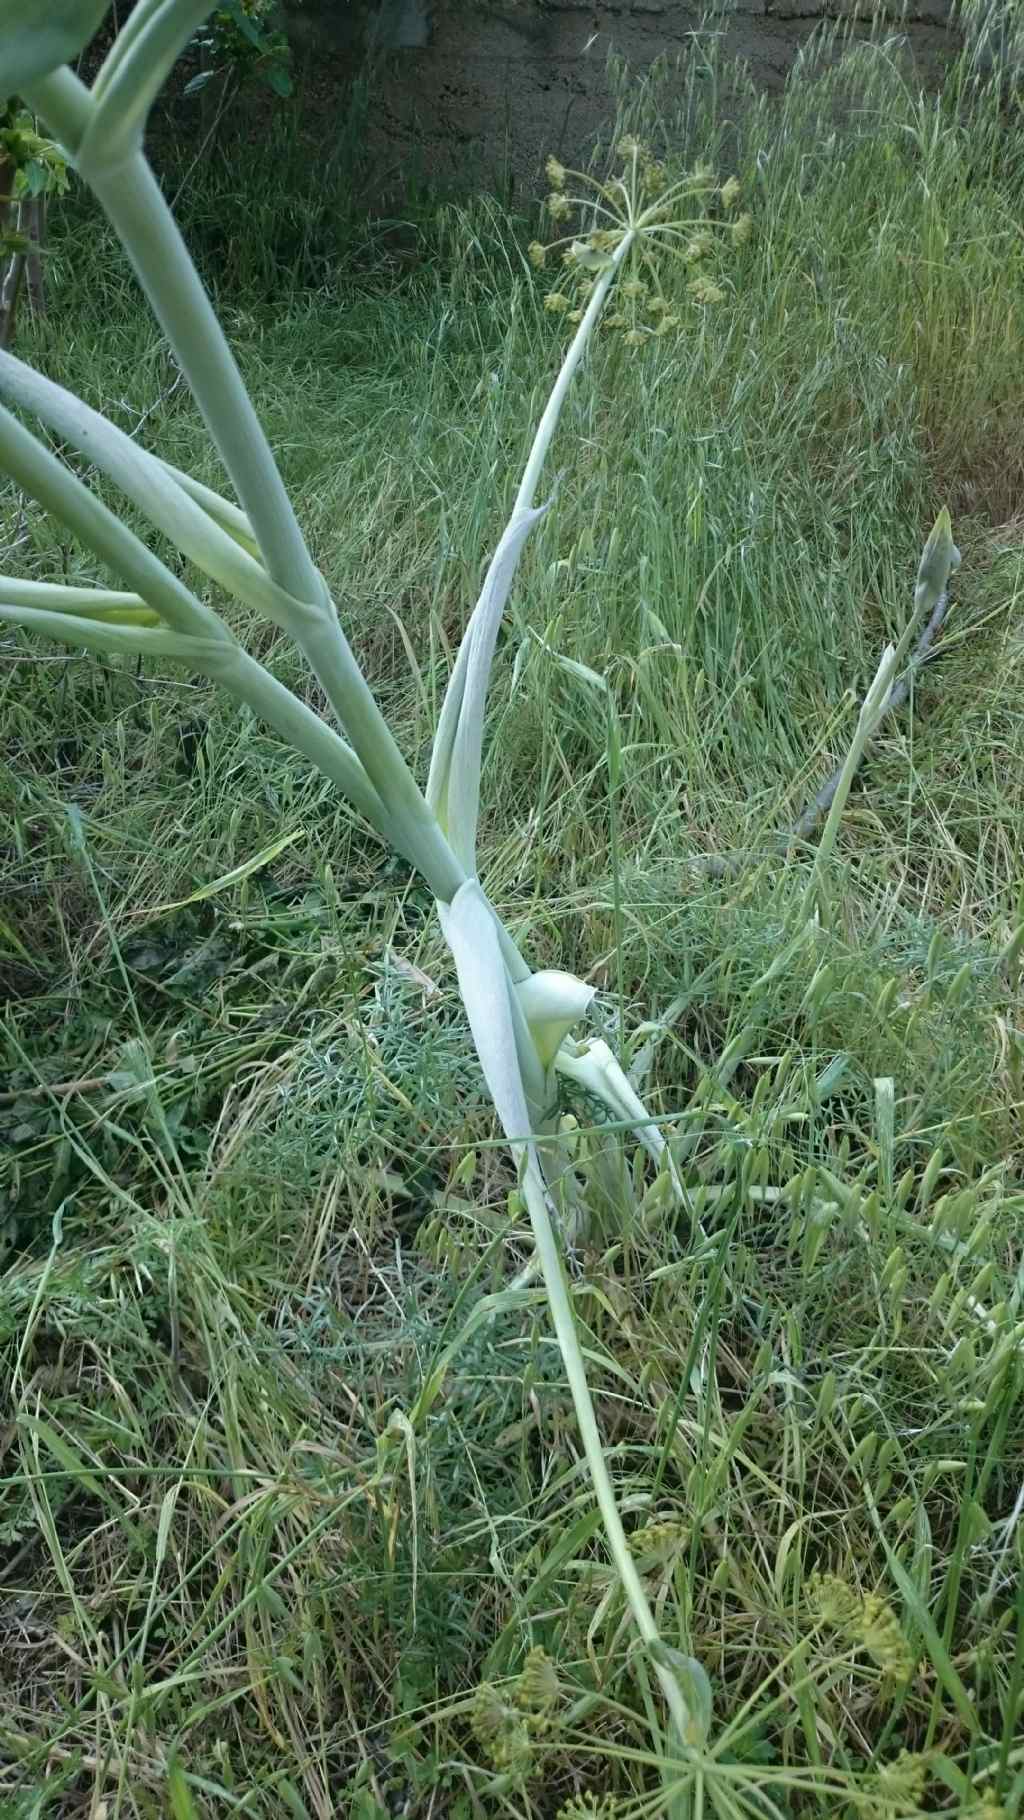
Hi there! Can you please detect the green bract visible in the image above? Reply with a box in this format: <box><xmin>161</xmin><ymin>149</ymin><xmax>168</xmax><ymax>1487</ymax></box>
<box><xmin>915</xmin><ymin>504</ymin><xmax>961</xmax><ymax>616</ymax></box>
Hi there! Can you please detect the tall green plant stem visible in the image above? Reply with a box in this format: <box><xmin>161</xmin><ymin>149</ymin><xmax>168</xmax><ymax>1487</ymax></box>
<box><xmin>514</xmin><ymin>233</ymin><xmax>635</xmax><ymax>515</ymax></box>
<box><xmin>519</xmin><ymin>1155</ymin><xmax>693</xmax><ymax>1749</ymax></box>
<box><xmin>13</xmin><ymin>35</ymin><xmax>696</xmax><ymax>1759</ymax></box>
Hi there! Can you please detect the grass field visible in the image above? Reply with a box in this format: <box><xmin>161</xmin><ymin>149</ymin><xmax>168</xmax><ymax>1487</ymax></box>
<box><xmin>2</xmin><ymin>22</ymin><xmax>1024</xmax><ymax>1818</ymax></box>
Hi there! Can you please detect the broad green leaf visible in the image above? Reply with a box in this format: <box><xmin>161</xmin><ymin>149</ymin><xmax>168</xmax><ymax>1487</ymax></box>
<box><xmin>264</xmin><ymin>62</ymin><xmax>293</xmax><ymax>98</ymax></box>
<box><xmin>218</xmin><ymin>0</ymin><xmax>267</xmax><ymax>49</ymax></box>
<box><xmin>182</xmin><ymin>68</ymin><xmax>215</xmax><ymax>97</ymax></box>
<box><xmin>0</xmin><ymin>0</ymin><xmax>109</xmax><ymax>101</ymax></box>
<box><xmin>21</xmin><ymin>159</ymin><xmax>50</xmax><ymax>197</ymax></box>
<box><xmin>427</xmin><ymin>501</ymin><xmax>548</xmax><ymax>872</ymax></box>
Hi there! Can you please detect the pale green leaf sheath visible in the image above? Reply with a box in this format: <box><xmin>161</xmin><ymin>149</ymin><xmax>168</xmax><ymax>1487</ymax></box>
<box><xmin>427</xmin><ymin>501</ymin><xmax>550</xmax><ymax>876</ymax></box>
<box><xmin>441</xmin><ymin>881</ymin><xmax>693</xmax><ymax>1750</ymax></box>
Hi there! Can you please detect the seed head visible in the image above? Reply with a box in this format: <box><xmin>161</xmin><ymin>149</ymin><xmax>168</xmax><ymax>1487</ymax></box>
<box><xmin>973</xmin><ymin>1791</ymin><xmax>1008</xmax><ymax>1819</ymax></box>
<box><xmin>861</xmin><ymin>1591</ymin><xmax>914</xmax><ymax>1684</ymax></box>
<box><xmin>810</xmin><ymin>1572</ymin><xmax>861</xmax><ymax>1627</ymax></box>
<box><xmin>527</xmin><ymin>135</ymin><xmax>750</xmax><ymax>346</ymax></box>
<box><xmin>809</xmin><ymin>1573</ymin><xmax>913</xmax><ymax>1689</ymax></box>
<box><xmin>876</xmin><ymin>1752</ymin><xmax>928</xmax><ymax>1804</ymax></box>
<box><xmin>470</xmin><ymin>1684</ymin><xmax>534</xmax><ymax>1776</ymax></box>
<box><xmin>515</xmin><ymin>1645</ymin><xmax>561</xmax><ymax>1713</ymax></box>
<box><xmin>642</xmin><ymin>158</ymin><xmax>667</xmax><ymax>196</ymax></box>
<box><xmin>688</xmin><ymin>275</ymin><xmax>725</xmax><ymax>305</ymax></box>
<box><xmin>628</xmin><ymin>1516</ymin><xmax>687</xmax><ymax>1561</ymax></box>
<box><xmin>558</xmin><ymin>1797</ymin><xmax>625</xmax><ymax>1820</ymax></box>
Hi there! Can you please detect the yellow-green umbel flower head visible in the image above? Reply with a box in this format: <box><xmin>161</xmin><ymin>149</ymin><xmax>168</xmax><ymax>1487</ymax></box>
<box><xmin>531</xmin><ymin>135</ymin><xmax>746</xmax><ymax>347</ymax></box>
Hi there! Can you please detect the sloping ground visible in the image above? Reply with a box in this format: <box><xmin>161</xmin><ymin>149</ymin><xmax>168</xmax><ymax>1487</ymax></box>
<box><xmin>1</xmin><ymin>34</ymin><xmax>1022</xmax><ymax>1820</ymax></box>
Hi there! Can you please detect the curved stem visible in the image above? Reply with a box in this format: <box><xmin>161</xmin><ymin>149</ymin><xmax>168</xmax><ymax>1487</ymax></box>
<box><xmin>90</xmin><ymin>154</ymin><xmax>323</xmax><ymax>601</ymax></box>
<box><xmin>514</xmin><ymin>231</ymin><xmax>634</xmax><ymax>516</ymax></box>
<box><xmin>519</xmin><ymin>1155</ymin><xmax>692</xmax><ymax>1748</ymax></box>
